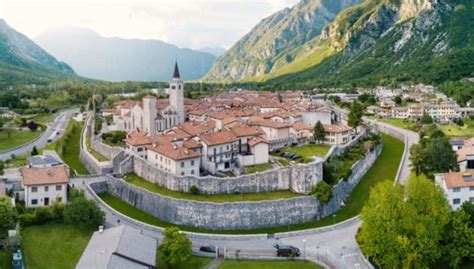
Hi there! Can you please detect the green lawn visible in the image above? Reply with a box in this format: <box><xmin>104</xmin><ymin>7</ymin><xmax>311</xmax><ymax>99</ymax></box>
<box><xmin>0</xmin><ymin>129</ymin><xmax>42</xmax><ymax>152</ymax></box>
<box><xmin>28</xmin><ymin>113</ymin><xmax>57</xmax><ymax>125</ymax></box>
<box><xmin>218</xmin><ymin>260</ymin><xmax>323</xmax><ymax>269</ymax></box>
<box><xmin>124</xmin><ymin>173</ymin><xmax>300</xmax><ymax>202</ymax></box>
<box><xmin>244</xmin><ymin>163</ymin><xmax>273</xmax><ymax>174</ymax></box>
<box><xmin>0</xmin><ymin>250</ymin><xmax>11</xmax><ymax>269</ymax></box>
<box><xmin>274</xmin><ymin>144</ymin><xmax>330</xmax><ymax>163</ymax></box>
<box><xmin>379</xmin><ymin>118</ymin><xmax>412</xmax><ymax>129</ymax></box>
<box><xmin>58</xmin><ymin>120</ymin><xmax>89</xmax><ymax>175</ymax></box>
<box><xmin>157</xmin><ymin>248</ymin><xmax>213</xmax><ymax>269</ymax></box>
<box><xmin>22</xmin><ymin>224</ymin><xmax>95</xmax><ymax>269</ymax></box>
<box><xmin>100</xmin><ymin>134</ymin><xmax>403</xmax><ymax>234</ymax></box>
<box><xmin>437</xmin><ymin>122</ymin><xmax>474</xmax><ymax>137</ymax></box>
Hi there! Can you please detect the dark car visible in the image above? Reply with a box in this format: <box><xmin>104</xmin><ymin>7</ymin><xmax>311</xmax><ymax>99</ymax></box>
<box><xmin>200</xmin><ymin>246</ymin><xmax>216</xmax><ymax>254</ymax></box>
<box><xmin>273</xmin><ymin>243</ymin><xmax>301</xmax><ymax>257</ymax></box>
<box><xmin>291</xmin><ymin>154</ymin><xmax>301</xmax><ymax>160</ymax></box>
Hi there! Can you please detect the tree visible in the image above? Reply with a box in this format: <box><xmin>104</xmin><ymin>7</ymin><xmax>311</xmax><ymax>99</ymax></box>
<box><xmin>0</xmin><ymin>196</ymin><xmax>15</xmax><ymax>238</ymax></box>
<box><xmin>277</xmin><ymin>93</ymin><xmax>283</xmax><ymax>103</ymax></box>
<box><xmin>160</xmin><ymin>227</ymin><xmax>192</xmax><ymax>268</ymax></box>
<box><xmin>409</xmin><ymin>144</ymin><xmax>426</xmax><ymax>176</ymax></box>
<box><xmin>461</xmin><ymin>202</ymin><xmax>474</xmax><ymax>228</ymax></box>
<box><xmin>424</xmin><ymin>137</ymin><xmax>458</xmax><ymax>175</ymax></box>
<box><xmin>0</xmin><ymin>161</ymin><xmax>4</xmax><ymax>176</ymax></box>
<box><xmin>30</xmin><ymin>146</ymin><xmax>38</xmax><ymax>156</ymax></box>
<box><xmin>27</xmin><ymin>121</ymin><xmax>38</xmax><ymax>131</ymax></box>
<box><xmin>0</xmin><ymin>117</ymin><xmax>4</xmax><ymax>129</ymax></box>
<box><xmin>421</xmin><ymin>114</ymin><xmax>434</xmax><ymax>124</ymax></box>
<box><xmin>3</xmin><ymin>121</ymin><xmax>15</xmax><ymax>139</ymax></box>
<box><xmin>63</xmin><ymin>193</ymin><xmax>105</xmax><ymax>227</ymax></box>
<box><xmin>348</xmin><ymin>101</ymin><xmax>364</xmax><ymax>133</ymax></box>
<box><xmin>440</xmin><ymin>210</ymin><xmax>474</xmax><ymax>268</ymax></box>
<box><xmin>313</xmin><ymin>121</ymin><xmax>326</xmax><ymax>144</ymax></box>
<box><xmin>394</xmin><ymin>95</ymin><xmax>402</xmax><ymax>105</ymax></box>
<box><xmin>359</xmin><ymin>175</ymin><xmax>450</xmax><ymax>268</ymax></box>
<box><xmin>80</xmin><ymin>104</ymin><xmax>85</xmax><ymax>113</ymax></box>
<box><xmin>310</xmin><ymin>181</ymin><xmax>332</xmax><ymax>203</ymax></box>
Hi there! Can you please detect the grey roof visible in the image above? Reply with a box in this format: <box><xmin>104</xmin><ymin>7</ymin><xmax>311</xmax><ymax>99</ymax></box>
<box><xmin>173</xmin><ymin>61</ymin><xmax>180</xmax><ymax>79</ymax></box>
<box><xmin>450</xmin><ymin>139</ymin><xmax>464</xmax><ymax>146</ymax></box>
<box><xmin>27</xmin><ymin>151</ymin><xmax>64</xmax><ymax>167</ymax></box>
<box><xmin>76</xmin><ymin>225</ymin><xmax>158</xmax><ymax>269</ymax></box>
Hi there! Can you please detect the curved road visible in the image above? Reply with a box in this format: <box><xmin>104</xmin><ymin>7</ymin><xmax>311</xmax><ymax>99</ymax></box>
<box><xmin>74</xmin><ymin>117</ymin><xmax>419</xmax><ymax>269</ymax></box>
<box><xmin>0</xmin><ymin>108</ymin><xmax>78</xmax><ymax>161</ymax></box>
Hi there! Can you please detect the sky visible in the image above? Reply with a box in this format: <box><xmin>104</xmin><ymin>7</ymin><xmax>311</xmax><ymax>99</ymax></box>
<box><xmin>0</xmin><ymin>0</ymin><xmax>298</xmax><ymax>50</ymax></box>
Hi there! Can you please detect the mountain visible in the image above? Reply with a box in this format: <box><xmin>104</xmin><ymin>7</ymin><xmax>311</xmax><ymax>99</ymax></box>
<box><xmin>204</xmin><ymin>0</ymin><xmax>364</xmax><ymax>82</ymax></box>
<box><xmin>34</xmin><ymin>28</ymin><xmax>217</xmax><ymax>81</ymax></box>
<box><xmin>0</xmin><ymin>19</ymin><xmax>76</xmax><ymax>86</ymax></box>
<box><xmin>265</xmin><ymin>0</ymin><xmax>474</xmax><ymax>88</ymax></box>
<box><xmin>199</xmin><ymin>47</ymin><xmax>227</xmax><ymax>57</ymax></box>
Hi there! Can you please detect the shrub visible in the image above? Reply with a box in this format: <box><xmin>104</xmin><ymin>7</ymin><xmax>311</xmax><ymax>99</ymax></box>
<box><xmin>63</xmin><ymin>195</ymin><xmax>105</xmax><ymax>227</ymax></box>
<box><xmin>101</xmin><ymin>131</ymin><xmax>127</xmax><ymax>146</ymax></box>
<box><xmin>190</xmin><ymin>185</ymin><xmax>199</xmax><ymax>195</ymax></box>
<box><xmin>18</xmin><ymin>213</ymin><xmax>36</xmax><ymax>227</ymax></box>
<box><xmin>311</xmin><ymin>182</ymin><xmax>333</xmax><ymax>204</ymax></box>
<box><xmin>160</xmin><ymin>227</ymin><xmax>192</xmax><ymax>268</ymax></box>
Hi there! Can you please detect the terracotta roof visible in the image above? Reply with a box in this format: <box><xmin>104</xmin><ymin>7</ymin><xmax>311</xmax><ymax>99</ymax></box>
<box><xmin>292</xmin><ymin>122</ymin><xmax>312</xmax><ymax>131</ymax></box>
<box><xmin>21</xmin><ymin>166</ymin><xmax>69</xmax><ymax>186</ymax></box>
<box><xmin>457</xmin><ymin>146</ymin><xmax>474</xmax><ymax>162</ymax></box>
<box><xmin>146</xmin><ymin>144</ymin><xmax>200</xmax><ymax>161</ymax></box>
<box><xmin>249</xmin><ymin>119</ymin><xmax>289</xmax><ymax>129</ymax></box>
<box><xmin>228</xmin><ymin>124</ymin><xmax>265</xmax><ymax>137</ymax></box>
<box><xmin>124</xmin><ymin>132</ymin><xmax>151</xmax><ymax>146</ymax></box>
<box><xmin>323</xmin><ymin>124</ymin><xmax>351</xmax><ymax>133</ymax></box>
<box><xmin>183</xmin><ymin>139</ymin><xmax>202</xmax><ymax>149</ymax></box>
<box><xmin>156</xmin><ymin>100</ymin><xmax>170</xmax><ymax>110</ymax></box>
<box><xmin>442</xmin><ymin>172</ymin><xmax>474</xmax><ymax>188</ymax></box>
<box><xmin>179</xmin><ymin>121</ymin><xmax>215</xmax><ymax>136</ymax></box>
<box><xmin>199</xmin><ymin>130</ymin><xmax>237</xmax><ymax>146</ymax></box>
<box><xmin>248</xmin><ymin>137</ymin><xmax>269</xmax><ymax>147</ymax></box>
<box><xmin>188</xmin><ymin>109</ymin><xmax>208</xmax><ymax>116</ymax></box>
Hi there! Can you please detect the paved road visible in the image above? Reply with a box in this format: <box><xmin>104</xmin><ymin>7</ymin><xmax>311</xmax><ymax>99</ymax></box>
<box><xmin>0</xmin><ymin>108</ymin><xmax>78</xmax><ymax>161</ymax></box>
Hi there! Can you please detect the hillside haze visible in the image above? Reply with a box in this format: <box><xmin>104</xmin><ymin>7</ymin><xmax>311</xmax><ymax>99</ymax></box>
<box><xmin>35</xmin><ymin>28</ymin><xmax>217</xmax><ymax>81</ymax></box>
<box><xmin>204</xmin><ymin>0</ymin><xmax>364</xmax><ymax>81</ymax></box>
<box><xmin>0</xmin><ymin>19</ymin><xmax>76</xmax><ymax>86</ymax></box>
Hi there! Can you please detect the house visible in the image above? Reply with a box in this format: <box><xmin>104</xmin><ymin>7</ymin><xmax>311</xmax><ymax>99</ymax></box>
<box><xmin>146</xmin><ymin>143</ymin><xmax>201</xmax><ymax>176</ymax></box>
<box><xmin>249</xmin><ymin>119</ymin><xmax>290</xmax><ymax>141</ymax></box>
<box><xmin>391</xmin><ymin>107</ymin><xmax>409</xmax><ymax>119</ymax></box>
<box><xmin>450</xmin><ymin>139</ymin><xmax>465</xmax><ymax>151</ymax></box>
<box><xmin>76</xmin><ymin>225</ymin><xmax>158</xmax><ymax>269</ymax></box>
<box><xmin>199</xmin><ymin>130</ymin><xmax>239</xmax><ymax>173</ymax></box>
<box><xmin>435</xmin><ymin>172</ymin><xmax>474</xmax><ymax>210</ymax></box>
<box><xmin>324</xmin><ymin>124</ymin><xmax>351</xmax><ymax>145</ymax></box>
<box><xmin>21</xmin><ymin>165</ymin><xmax>69</xmax><ymax>208</ymax></box>
<box><xmin>457</xmin><ymin>146</ymin><xmax>474</xmax><ymax>171</ymax></box>
<box><xmin>290</xmin><ymin>122</ymin><xmax>313</xmax><ymax>142</ymax></box>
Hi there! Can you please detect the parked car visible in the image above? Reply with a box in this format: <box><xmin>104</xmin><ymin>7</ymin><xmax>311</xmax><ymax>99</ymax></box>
<box><xmin>272</xmin><ymin>243</ymin><xmax>300</xmax><ymax>257</ymax></box>
<box><xmin>200</xmin><ymin>245</ymin><xmax>216</xmax><ymax>254</ymax></box>
<box><xmin>291</xmin><ymin>154</ymin><xmax>301</xmax><ymax>160</ymax></box>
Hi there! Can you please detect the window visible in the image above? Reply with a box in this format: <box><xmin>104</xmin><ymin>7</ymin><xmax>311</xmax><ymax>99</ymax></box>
<box><xmin>191</xmin><ymin>160</ymin><xmax>195</xmax><ymax>166</ymax></box>
<box><xmin>470</xmin><ymin>186</ymin><xmax>474</xmax><ymax>191</ymax></box>
<box><xmin>191</xmin><ymin>170</ymin><xmax>195</xmax><ymax>175</ymax></box>
<box><xmin>181</xmin><ymin>172</ymin><xmax>184</xmax><ymax>176</ymax></box>
<box><xmin>31</xmin><ymin>199</ymin><xmax>38</xmax><ymax>205</ymax></box>
<box><xmin>453</xmin><ymin>198</ymin><xmax>461</xmax><ymax>205</ymax></box>
<box><xmin>453</xmin><ymin>187</ymin><xmax>461</xmax><ymax>193</ymax></box>
<box><xmin>31</xmin><ymin>186</ymin><xmax>38</xmax><ymax>193</ymax></box>
<box><xmin>470</xmin><ymin>197</ymin><xmax>474</xmax><ymax>202</ymax></box>
<box><xmin>181</xmin><ymin>162</ymin><xmax>184</xmax><ymax>168</ymax></box>
<box><xmin>137</xmin><ymin>148</ymin><xmax>143</xmax><ymax>152</ymax></box>
<box><xmin>171</xmin><ymin>85</ymin><xmax>176</xmax><ymax>90</ymax></box>
<box><xmin>56</xmin><ymin>185</ymin><xmax>62</xmax><ymax>191</ymax></box>
<box><xmin>44</xmin><ymin>186</ymin><xmax>49</xmax><ymax>192</ymax></box>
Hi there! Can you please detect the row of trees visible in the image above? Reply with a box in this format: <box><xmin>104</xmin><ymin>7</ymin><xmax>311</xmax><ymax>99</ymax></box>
<box><xmin>359</xmin><ymin>175</ymin><xmax>474</xmax><ymax>268</ymax></box>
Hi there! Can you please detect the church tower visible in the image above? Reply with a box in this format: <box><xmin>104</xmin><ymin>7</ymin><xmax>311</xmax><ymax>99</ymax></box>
<box><xmin>169</xmin><ymin>61</ymin><xmax>185</xmax><ymax>124</ymax></box>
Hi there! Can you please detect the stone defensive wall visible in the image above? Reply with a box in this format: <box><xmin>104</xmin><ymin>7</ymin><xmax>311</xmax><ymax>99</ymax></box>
<box><xmin>90</xmin><ymin>141</ymin><xmax>383</xmax><ymax>230</ymax></box>
<box><xmin>123</xmin><ymin>155</ymin><xmax>323</xmax><ymax>195</ymax></box>
<box><xmin>91</xmin><ymin>178</ymin><xmax>320</xmax><ymax>230</ymax></box>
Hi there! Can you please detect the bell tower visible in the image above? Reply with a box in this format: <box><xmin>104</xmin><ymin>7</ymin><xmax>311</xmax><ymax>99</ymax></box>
<box><xmin>169</xmin><ymin>61</ymin><xmax>185</xmax><ymax>124</ymax></box>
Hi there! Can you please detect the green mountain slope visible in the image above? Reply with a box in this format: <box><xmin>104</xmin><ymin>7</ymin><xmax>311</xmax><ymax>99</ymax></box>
<box><xmin>204</xmin><ymin>0</ymin><xmax>363</xmax><ymax>82</ymax></box>
<box><xmin>0</xmin><ymin>19</ymin><xmax>77</xmax><ymax>87</ymax></box>
<box><xmin>265</xmin><ymin>0</ymin><xmax>474</xmax><ymax>88</ymax></box>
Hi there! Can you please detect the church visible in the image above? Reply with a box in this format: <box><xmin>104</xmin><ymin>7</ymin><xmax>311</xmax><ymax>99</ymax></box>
<box><xmin>113</xmin><ymin>62</ymin><xmax>185</xmax><ymax>135</ymax></box>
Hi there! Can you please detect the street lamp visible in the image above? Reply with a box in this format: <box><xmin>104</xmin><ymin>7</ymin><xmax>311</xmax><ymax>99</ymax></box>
<box><xmin>333</xmin><ymin>214</ymin><xmax>337</xmax><ymax>226</ymax></box>
<box><xmin>302</xmin><ymin>239</ymin><xmax>306</xmax><ymax>259</ymax></box>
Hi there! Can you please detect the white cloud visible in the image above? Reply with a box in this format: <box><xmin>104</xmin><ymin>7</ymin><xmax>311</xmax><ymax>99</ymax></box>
<box><xmin>0</xmin><ymin>0</ymin><xmax>298</xmax><ymax>49</ymax></box>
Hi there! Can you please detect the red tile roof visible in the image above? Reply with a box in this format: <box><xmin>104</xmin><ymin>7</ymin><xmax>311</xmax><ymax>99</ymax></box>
<box><xmin>21</xmin><ymin>166</ymin><xmax>69</xmax><ymax>186</ymax></box>
<box><xmin>146</xmin><ymin>144</ymin><xmax>201</xmax><ymax>161</ymax></box>
<box><xmin>442</xmin><ymin>172</ymin><xmax>474</xmax><ymax>188</ymax></box>
<box><xmin>199</xmin><ymin>130</ymin><xmax>237</xmax><ymax>146</ymax></box>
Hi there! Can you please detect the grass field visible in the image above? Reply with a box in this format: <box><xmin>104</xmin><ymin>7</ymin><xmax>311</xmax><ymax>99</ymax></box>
<box><xmin>0</xmin><ymin>250</ymin><xmax>11</xmax><ymax>269</ymax></box>
<box><xmin>28</xmin><ymin>113</ymin><xmax>57</xmax><ymax>125</ymax></box>
<box><xmin>218</xmin><ymin>260</ymin><xmax>323</xmax><ymax>269</ymax></box>
<box><xmin>124</xmin><ymin>173</ymin><xmax>300</xmax><ymax>202</ymax></box>
<box><xmin>59</xmin><ymin>120</ymin><xmax>89</xmax><ymax>175</ymax></box>
<box><xmin>379</xmin><ymin>118</ymin><xmax>412</xmax><ymax>129</ymax></box>
<box><xmin>100</xmin><ymin>134</ymin><xmax>403</xmax><ymax>234</ymax></box>
<box><xmin>86</xmin><ymin>134</ymin><xmax>109</xmax><ymax>162</ymax></box>
<box><xmin>245</xmin><ymin>163</ymin><xmax>274</xmax><ymax>174</ymax></box>
<box><xmin>0</xmin><ymin>129</ymin><xmax>42</xmax><ymax>152</ymax></box>
<box><xmin>157</xmin><ymin>248</ymin><xmax>213</xmax><ymax>269</ymax></box>
<box><xmin>437</xmin><ymin>122</ymin><xmax>474</xmax><ymax>137</ymax></box>
<box><xmin>274</xmin><ymin>144</ymin><xmax>330</xmax><ymax>163</ymax></box>
<box><xmin>22</xmin><ymin>224</ymin><xmax>95</xmax><ymax>269</ymax></box>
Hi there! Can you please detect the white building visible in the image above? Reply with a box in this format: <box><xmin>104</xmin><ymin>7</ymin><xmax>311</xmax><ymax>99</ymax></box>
<box><xmin>199</xmin><ymin>130</ymin><xmax>239</xmax><ymax>173</ymax></box>
<box><xmin>456</xmin><ymin>146</ymin><xmax>474</xmax><ymax>171</ymax></box>
<box><xmin>146</xmin><ymin>143</ymin><xmax>201</xmax><ymax>176</ymax></box>
<box><xmin>324</xmin><ymin>124</ymin><xmax>351</xmax><ymax>145</ymax></box>
<box><xmin>435</xmin><ymin>172</ymin><xmax>474</xmax><ymax>210</ymax></box>
<box><xmin>21</xmin><ymin>166</ymin><xmax>69</xmax><ymax>208</ymax></box>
